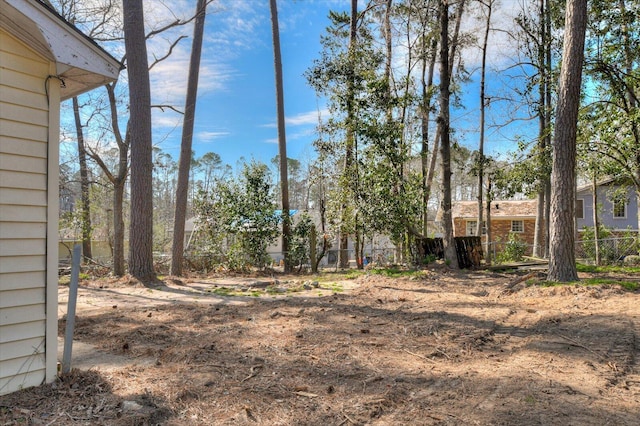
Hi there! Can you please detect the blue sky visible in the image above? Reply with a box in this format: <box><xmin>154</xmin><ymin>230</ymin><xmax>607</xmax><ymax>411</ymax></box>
<box><xmin>147</xmin><ymin>0</ymin><xmax>348</xmax><ymax>168</ymax></box>
<box><xmin>60</xmin><ymin>0</ymin><xmax>535</xmax><ymax>170</ymax></box>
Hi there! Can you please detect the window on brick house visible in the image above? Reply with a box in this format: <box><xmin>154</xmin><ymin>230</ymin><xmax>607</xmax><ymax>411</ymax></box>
<box><xmin>511</xmin><ymin>220</ymin><xmax>524</xmax><ymax>233</ymax></box>
<box><xmin>466</xmin><ymin>220</ymin><xmax>486</xmax><ymax>236</ymax></box>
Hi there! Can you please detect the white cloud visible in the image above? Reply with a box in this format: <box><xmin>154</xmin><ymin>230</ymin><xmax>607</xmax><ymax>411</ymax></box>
<box><xmin>286</xmin><ymin>109</ymin><xmax>329</xmax><ymax>126</ymax></box>
<box><xmin>140</xmin><ymin>0</ymin><xmax>268</xmax><ymax>128</ymax></box>
<box><xmin>197</xmin><ymin>131</ymin><xmax>231</xmax><ymax>142</ymax></box>
<box><xmin>459</xmin><ymin>1</ymin><xmax>522</xmax><ymax>71</ymax></box>
<box><xmin>149</xmin><ymin>49</ymin><xmax>236</xmax><ymax>107</ymax></box>
<box><xmin>262</xmin><ymin>108</ymin><xmax>330</xmax><ymax>128</ymax></box>
<box><xmin>152</xmin><ymin>110</ymin><xmax>183</xmax><ymax>129</ymax></box>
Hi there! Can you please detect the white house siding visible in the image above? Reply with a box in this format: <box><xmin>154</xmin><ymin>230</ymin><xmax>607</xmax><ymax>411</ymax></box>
<box><xmin>0</xmin><ymin>28</ymin><xmax>52</xmax><ymax>395</ymax></box>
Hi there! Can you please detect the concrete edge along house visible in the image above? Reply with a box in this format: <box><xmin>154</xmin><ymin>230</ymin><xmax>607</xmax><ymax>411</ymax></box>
<box><xmin>1</xmin><ymin>0</ymin><xmax>120</xmax><ymax>395</ymax></box>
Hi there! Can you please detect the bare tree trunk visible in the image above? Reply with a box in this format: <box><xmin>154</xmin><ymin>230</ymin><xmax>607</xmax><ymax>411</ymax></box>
<box><xmin>533</xmin><ymin>0</ymin><xmax>552</xmax><ymax>258</ymax></box>
<box><xmin>424</xmin><ymin>0</ymin><xmax>465</xmax><ymax>234</ymax></box>
<box><xmin>170</xmin><ymin>0</ymin><xmax>207</xmax><ymax>276</ymax></box>
<box><xmin>269</xmin><ymin>0</ymin><xmax>292</xmax><ymax>273</ymax></box>
<box><xmin>533</xmin><ymin>0</ymin><xmax>545</xmax><ymax>258</ymax></box>
<box><xmin>533</xmin><ymin>190</ymin><xmax>545</xmax><ymax>257</ymax></box>
<box><xmin>339</xmin><ymin>0</ymin><xmax>359</xmax><ymax>269</ymax></box>
<box><xmin>123</xmin><ymin>0</ymin><xmax>155</xmax><ymax>281</ymax></box>
<box><xmin>113</xmin><ymin>180</ymin><xmax>126</xmax><ymax>276</ymax></box>
<box><xmin>355</xmin><ymin>221</ymin><xmax>363</xmax><ymax>269</ymax></box>
<box><xmin>485</xmin><ymin>175</ymin><xmax>492</xmax><ymax>264</ymax></box>
<box><xmin>438</xmin><ymin>0</ymin><xmax>458</xmax><ymax>269</ymax></box>
<box><xmin>476</xmin><ymin>0</ymin><xmax>492</xmax><ymax>237</ymax></box>
<box><xmin>547</xmin><ymin>0</ymin><xmax>587</xmax><ymax>282</ymax></box>
<box><xmin>592</xmin><ymin>174</ymin><xmax>601</xmax><ymax>265</ymax></box>
<box><xmin>543</xmin><ymin>0</ymin><xmax>552</xmax><ymax>258</ymax></box>
<box><xmin>421</xmin><ymin>37</ymin><xmax>438</xmax><ymax>235</ymax></box>
<box><xmin>72</xmin><ymin>97</ymin><xmax>93</xmax><ymax>261</ymax></box>
<box><xmin>85</xmin><ymin>83</ymin><xmax>129</xmax><ymax>276</ymax></box>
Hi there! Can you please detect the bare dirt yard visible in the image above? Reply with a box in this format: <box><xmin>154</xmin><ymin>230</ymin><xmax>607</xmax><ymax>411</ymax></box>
<box><xmin>2</xmin><ymin>266</ymin><xmax>640</xmax><ymax>425</ymax></box>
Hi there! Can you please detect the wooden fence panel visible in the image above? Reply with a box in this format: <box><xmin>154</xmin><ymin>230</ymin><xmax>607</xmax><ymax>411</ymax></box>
<box><xmin>417</xmin><ymin>236</ymin><xmax>482</xmax><ymax>269</ymax></box>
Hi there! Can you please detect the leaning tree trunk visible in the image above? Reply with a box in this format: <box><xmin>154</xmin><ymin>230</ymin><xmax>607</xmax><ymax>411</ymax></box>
<box><xmin>123</xmin><ymin>0</ymin><xmax>155</xmax><ymax>281</ymax></box>
<box><xmin>171</xmin><ymin>0</ymin><xmax>207</xmax><ymax>276</ymax></box>
<box><xmin>547</xmin><ymin>0</ymin><xmax>587</xmax><ymax>282</ymax></box>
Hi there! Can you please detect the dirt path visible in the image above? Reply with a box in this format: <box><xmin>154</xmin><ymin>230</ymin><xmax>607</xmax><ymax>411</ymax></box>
<box><xmin>2</xmin><ymin>270</ymin><xmax>640</xmax><ymax>425</ymax></box>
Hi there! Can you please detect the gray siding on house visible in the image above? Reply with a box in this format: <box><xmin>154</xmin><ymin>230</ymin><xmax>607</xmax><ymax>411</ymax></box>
<box><xmin>0</xmin><ymin>28</ymin><xmax>49</xmax><ymax>395</ymax></box>
<box><xmin>577</xmin><ymin>185</ymin><xmax>639</xmax><ymax>231</ymax></box>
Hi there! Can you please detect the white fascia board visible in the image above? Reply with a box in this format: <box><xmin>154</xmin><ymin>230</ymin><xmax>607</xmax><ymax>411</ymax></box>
<box><xmin>4</xmin><ymin>0</ymin><xmax>120</xmax><ymax>97</ymax></box>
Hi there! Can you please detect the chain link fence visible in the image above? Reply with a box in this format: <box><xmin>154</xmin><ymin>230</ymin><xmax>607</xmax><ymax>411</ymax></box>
<box><xmin>60</xmin><ymin>236</ymin><xmax>640</xmax><ymax>272</ymax></box>
<box><xmin>575</xmin><ymin>237</ymin><xmax>640</xmax><ymax>265</ymax></box>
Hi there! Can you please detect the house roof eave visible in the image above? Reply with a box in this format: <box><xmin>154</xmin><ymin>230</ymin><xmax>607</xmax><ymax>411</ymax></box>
<box><xmin>1</xmin><ymin>0</ymin><xmax>121</xmax><ymax>99</ymax></box>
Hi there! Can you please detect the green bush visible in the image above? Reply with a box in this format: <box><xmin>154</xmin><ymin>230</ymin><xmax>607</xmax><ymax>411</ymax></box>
<box><xmin>288</xmin><ymin>213</ymin><xmax>313</xmax><ymax>270</ymax></box>
<box><xmin>497</xmin><ymin>233</ymin><xmax>527</xmax><ymax>263</ymax></box>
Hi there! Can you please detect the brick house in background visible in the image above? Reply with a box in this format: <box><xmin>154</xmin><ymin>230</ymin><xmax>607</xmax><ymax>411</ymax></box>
<box><xmin>452</xmin><ymin>200</ymin><xmax>538</xmax><ymax>254</ymax></box>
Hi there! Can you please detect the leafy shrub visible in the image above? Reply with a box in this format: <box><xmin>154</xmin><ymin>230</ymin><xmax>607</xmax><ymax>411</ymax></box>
<box><xmin>288</xmin><ymin>212</ymin><xmax>313</xmax><ymax>271</ymax></box>
<box><xmin>497</xmin><ymin>233</ymin><xmax>527</xmax><ymax>263</ymax></box>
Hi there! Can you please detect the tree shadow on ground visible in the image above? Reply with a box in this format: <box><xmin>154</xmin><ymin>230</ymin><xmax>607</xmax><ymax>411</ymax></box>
<box><xmin>0</xmin><ymin>369</ymin><xmax>173</xmax><ymax>425</ymax></box>
<box><xmin>53</xmin><ymin>278</ymin><xmax>640</xmax><ymax>425</ymax></box>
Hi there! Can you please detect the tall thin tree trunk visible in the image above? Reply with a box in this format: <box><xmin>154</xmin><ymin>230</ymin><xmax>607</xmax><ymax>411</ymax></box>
<box><xmin>171</xmin><ymin>0</ymin><xmax>207</xmax><ymax>276</ymax></box>
<box><xmin>485</xmin><ymin>175</ymin><xmax>492</xmax><ymax>264</ymax></box>
<box><xmin>438</xmin><ymin>0</ymin><xmax>458</xmax><ymax>269</ymax></box>
<box><xmin>543</xmin><ymin>0</ymin><xmax>552</xmax><ymax>258</ymax></box>
<box><xmin>476</xmin><ymin>0</ymin><xmax>492</xmax><ymax>237</ymax></box>
<box><xmin>547</xmin><ymin>0</ymin><xmax>587</xmax><ymax>282</ymax></box>
<box><xmin>72</xmin><ymin>97</ymin><xmax>93</xmax><ymax>261</ymax></box>
<box><xmin>339</xmin><ymin>0</ymin><xmax>359</xmax><ymax>269</ymax></box>
<box><xmin>85</xmin><ymin>83</ymin><xmax>129</xmax><ymax>277</ymax></box>
<box><xmin>421</xmin><ymin>38</ymin><xmax>438</xmax><ymax>235</ymax></box>
<box><xmin>113</xmin><ymin>180</ymin><xmax>125</xmax><ymax>276</ymax></box>
<box><xmin>534</xmin><ymin>0</ymin><xmax>551</xmax><ymax>258</ymax></box>
<box><xmin>123</xmin><ymin>0</ymin><xmax>155</xmax><ymax>281</ymax></box>
<box><xmin>533</xmin><ymin>190</ymin><xmax>545</xmax><ymax>257</ymax></box>
<box><xmin>592</xmin><ymin>174</ymin><xmax>601</xmax><ymax>265</ymax></box>
<box><xmin>424</xmin><ymin>0</ymin><xmax>465</xmax><ymax>233</ymax></box>
<box><xmin>269</xmin><ymin>0</ymin><xmax>292</xmax><ymax>273</ymax></box>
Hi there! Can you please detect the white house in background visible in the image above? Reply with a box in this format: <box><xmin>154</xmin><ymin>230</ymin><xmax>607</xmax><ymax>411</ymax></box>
<box><xmin>0</xmin><ymin>0</ymin><xmax>120</xmax><ymax>395</ymax></box>
<box><xmin>184</xmin><ymin>210</ymin><xmax>398</xmax><ymax>268</ymax></box>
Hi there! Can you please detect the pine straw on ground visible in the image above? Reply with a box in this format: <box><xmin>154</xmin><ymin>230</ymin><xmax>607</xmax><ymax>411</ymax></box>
<box><xmin>2</xmin><ymin>268</ymin><xmax>640</xmax><ymax>425</ymax></box>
